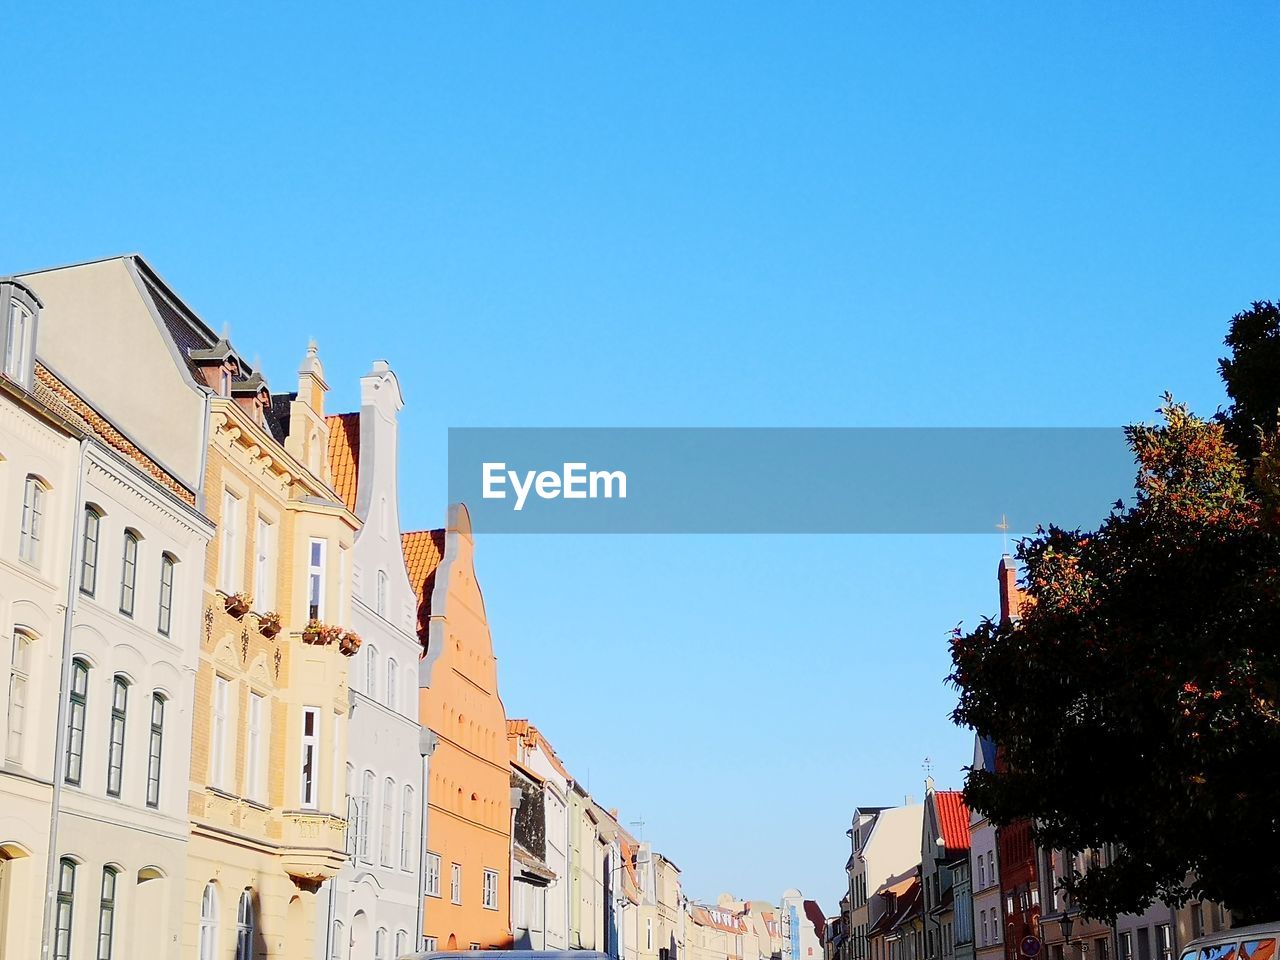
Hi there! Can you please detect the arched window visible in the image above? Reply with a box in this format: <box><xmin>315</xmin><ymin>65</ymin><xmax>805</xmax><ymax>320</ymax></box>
<box><xmin>6</xmin><ymin>627</ymin><xmax>35</xmax><ymax>763</ymax></box>
<box><xmin>359</xmin><ymin>770</ymin><xmax>375</xmax><ymax>862</ymax></box>
<box><xmin>332</xmin><ymin>919</ymin><xmax>345</xmax><ymax>960</ymax></box>
<box><xmin>380</xmin><ymin>777</ymin><xmax>395</xmax><ymax>865</ymax></box>
<box><xmin>387</xmin><ymin>658</ymin><xmax>398</xmax><ymax>713</ymax></box>
<box><xmin>375</xmin><ymin>927</ymin><xmax>388</xmax><ymax>960</ymax></box>
<box><xmin>106</xmin><ymin>676</ymin><xmax>129</xmax><ymax>797</ymax></box>
<box><xmin>98</xmin><ymin>866</ymin><xmax>118</xmax><ymax>960</ymax></box>
<box><xmin>65</xmin><ymin>658</ymin><xmax>89</xmax><ymax>785</ymax></box>
<box><xmin>235</xmin><ymin>889</ymin><xmax>254</xmax><ymax>960</ymax></box>
<box><xmin>80</xmin><ymin>506</ymin><xmax>102</xmax><ymax>596</ymax></box>
<box><xmin>199</xmin><ymin>883</ymin><xmax>219</xmax><ymax>960</ymax></box>
<box><xmin>400</xmin><ymin>784</ymin><xmax>414</xmax><ymax>869</ymax></box>
<box><xmin>119</xmin><ymin>530</ymin><xmax>139</xmax><ymax>616</ymax></box>
<box><xmin>19</xmin><ymin>476</ymin><xmax>45</xmax><ymax>566</ymax></box>
<box><xmin>376</xmin><ymin>569</ymin><xmax>388</xmax><ymax>617</ymax></box>
<box><xmin>53</xmin><ymin>857</ymin><xmax>75</xmax><ymax>960</ymax></box>
<box><xmin>146</xmin><ymin>693</ymin><xmax>165</xmax><ymax>808</ymax></box>
<box><xmin>158</xmin><ymin>554</ymin><xmax>176</xmax><ymax>636</ymax></box>
<box><xmin>396</xmin><ymin>931</ymin><xmax>409</xmax><ymax>957</ymax></box>
<box><xmin>365</xmin><ymin>646</ymin><xmax>378</xmax><ymax>702</ymax></box>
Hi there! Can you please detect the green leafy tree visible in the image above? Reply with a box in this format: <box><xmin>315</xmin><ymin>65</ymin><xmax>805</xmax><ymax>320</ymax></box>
<box><xmin>950</xmin><ymin>393</ymin><xmax>1280</xmax><ymax>923</ymax></box>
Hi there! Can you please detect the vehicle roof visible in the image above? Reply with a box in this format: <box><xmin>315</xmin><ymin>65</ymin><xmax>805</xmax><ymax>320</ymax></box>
<box><xmin>1183</xmin><ymin>924</ymin><xmax>1280</xmax><ymax>951</ymax></box>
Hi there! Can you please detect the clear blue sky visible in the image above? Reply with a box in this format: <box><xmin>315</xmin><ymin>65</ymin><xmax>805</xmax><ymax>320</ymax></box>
<box><xmin>6</xmin><ymin>2</ymin><xmax>1279</xmax><ymax>911</ymax></box>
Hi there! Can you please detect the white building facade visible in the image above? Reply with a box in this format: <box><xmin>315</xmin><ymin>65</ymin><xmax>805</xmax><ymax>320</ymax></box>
<box><xmin>318</xmin><ymin>361</ymin><xmax>425</xmax><ymax>960</ymax></box>
<box><xmin>509</xmin><ymin>721</ymin><xmax>571</xmax><ymax>951</ymax></box>
<box><xmin>0</xmin><ymin>272</ymin><xmax>214</xmax><ymax>960</ymax></box>
<box><xmin>969</xmin><ymin>738</ymin><xmax>1002</xmax><ymax>960</ymax></box>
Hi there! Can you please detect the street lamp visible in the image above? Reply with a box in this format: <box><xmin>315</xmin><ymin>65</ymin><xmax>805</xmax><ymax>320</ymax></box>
<box><xmin>1059</xmin><ymin>914</ymin><xmax>1074</xmax><ymax>945</ymax></box>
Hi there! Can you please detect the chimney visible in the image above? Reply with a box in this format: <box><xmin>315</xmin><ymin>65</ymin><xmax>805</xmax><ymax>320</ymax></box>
<box><xmin>998</xmin><ymin>554</ymin><xmax>1022</xmax><ymax>623</ymax></box>
<box><xmin>296</xmin><ymin>340</ymin><xmax>328</xmax><ymax>415</ymax></box>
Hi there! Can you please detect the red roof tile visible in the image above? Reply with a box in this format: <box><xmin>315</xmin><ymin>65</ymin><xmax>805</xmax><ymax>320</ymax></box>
<box><xmin>935</xmin><ymin>790</ymin><xmax>971</xmax><ymax>856</ymax></box>
<box><xmin>325</xmin><ymin>413</ymin><xmax>359</xmax><ymax>513</ymax></box>
<box><xmin>402</xmin><ymin>528</ymin><xmax>446</xmax><ymax>640</ymax></box>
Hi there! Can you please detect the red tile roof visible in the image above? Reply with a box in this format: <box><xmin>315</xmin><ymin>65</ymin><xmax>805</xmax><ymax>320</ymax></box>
<box><xmin>325</xmin><ymin>412</ymin><xmax>359</xmax><ymax>513</ymax></box>
<box><xmin>507</xmin><ymin>718</ymin><xmax>575</xmax><ymax>782</ymax></box>
<box><xmin>935</xmin><ymin>790</ymin><xmax>971</xmax><ymax>857</ymax></box>
<box><xmin>402</xmin><ymin>528</ymin><xmax>446</xmax><ymax>638</ymax></box>
<box><xmin>33</xmin><ymin>364</ymin><xmax>196</xmax><ymax>507</ymax></box>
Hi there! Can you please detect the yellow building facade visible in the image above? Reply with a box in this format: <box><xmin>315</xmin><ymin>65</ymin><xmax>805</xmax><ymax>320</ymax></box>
<box><xmin>183</xmin><ymin>346</ymin><xmax>360</xmax><ymax>959</ymax></box>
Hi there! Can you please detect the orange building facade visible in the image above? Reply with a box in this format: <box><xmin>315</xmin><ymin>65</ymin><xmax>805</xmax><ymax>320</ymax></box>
<box><xmin>404</xmin><ymin>504</ymin><xmax>513</xmax><ymax>950</ymax></box>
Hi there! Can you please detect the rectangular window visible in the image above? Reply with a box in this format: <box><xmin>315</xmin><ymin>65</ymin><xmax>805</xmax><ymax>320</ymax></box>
<box><xmin>6</xmin><ymin>631</ymin><xmax>32</xmax><ymax>763</ymax></box>
<box><xmin>119</xmin><ymin>533</ymin><xmax>138</xmax><ymax>616</ymax></box>
<box><xmin>451</xmin><ymin>863</ymin><xmax>461</xmax><ymax>904</ymax></box>
<box><xmin>308</xmin><ymin>539</ymin><xmax>327</xmax><ymax>621</ymax></box>
<box><xmin>20</xmin><ymin>477</ymin><xmax>43</xmax><ymax>566</ymax></box>
<box><xmin>1097</xmin><ymin>939</ymin><xmax>1112</xmax><ymax>960</ymax></box>
<box><xmin>646</xmin><ymin>917</ymin><xmax>653</xmax><ymax>950</ymax></box>
<box><xmin>977</xmin><ymin>855</ymin><xmax>985</xmax><ymax>889</ymax></box>
<box><xmin>400</xmin><ymin>786</ymin><xmax>413</xmax><ymax>869</ymax></box>
<box><xmin>106</xmin><ymin>678</ymin><xmax>128</xmax><ymax>797</ymax></box>
<box><xmin>300</xmin><ymin>707</ymin><xmax>320</xmax><ymax>808</ymax></box>
<box><xmin>5</xmin><ymin>300</ymin><xmax>29</xmax><ymax>381</ymax></box>
<box><xmin>483</xmin><ymin>868</ymin><xmax>499</xmax><ymax>911</ymax></box>
<box><xmin>219</xmin><ymin>489</ymin><xmax>242</xmax><ymax>593</ymax></box>
<box><xmin>425</xmin><ymin>853</ymin><xmax>442</xmax><ymax>897</ymax></box>
<box><xmin>246</xmin><ymin>693</ymin><xmax>266</xmax><ymax>802</ymax></box>
<box><xmin>359</xmin><ymin>771</ymin><xmax>374</xmax><ymax>861</ymax></box>
<box><xmin>381</xmin><ymin>777</ymin><xmax>395</xmax><ymax>865</ymax></box>
<box><xmin>1138</xmin><ymin>929</ymin><xmax>1152</xmax><ymax>960</ymax></box>
<box><xmin>80</xmin><ymin>508</ymin><xmax>100</xmax><ymax>595</ymax></box>
<box><xmin>424</xmin><ymin>939</ymin><xmax>438</xmax><ymax>953</ymax></box>
<box><xmin>158</xmin><ymin>555</ymin><xmax>175</xmax><ymax>636</ymax></box>
<box><xmin>211</xmin><ymin>677</ymin><xmax>229</xmax><ymax>790</ymax></box>
<box><xmin>1156</xmin><ymin>928</ymin><xmax>1173</xmax><ymax>960</ymax></box>
<box><xmin>1121</xmin><ymin>933</ymin><xmax>1134</xmax><ymax>960</ymax></box>
<box><xmin>65</xmin><ymin>660</ymin><xmax>89</xmax><ymax>785</ymax></box>
<box><xmin>254</xmin><ymin>515</ymin><xmax>275</xmax><ymax>611</ymax></box>
<box><xmin>146</xmin><ymin>694</ymin><xmax>164</xmax><ymax>807</ymax></box>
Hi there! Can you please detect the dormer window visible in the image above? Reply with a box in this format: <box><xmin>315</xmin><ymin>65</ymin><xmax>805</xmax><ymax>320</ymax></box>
<box><xmin>0</xmin><ymin>281</ymin><xmax>41</xmax><ymax>390</ymax></box>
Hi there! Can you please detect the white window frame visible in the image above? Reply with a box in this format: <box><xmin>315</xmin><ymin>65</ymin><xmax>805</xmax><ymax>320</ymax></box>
<box><xmin>5</xmin><ymin>299</ymin><xmax>31</xmax><ymax>382</ymax></box>
<box><xmin>376</xmin><ymin>569</ymin><xmax>388</xmax><ymax>616</ymax></box>
<box><xmin>451</xmin><ymin>862</ymin><xmax>461</xmax><ymax>904</ymax></box>
<box><xmin>300</xmin><ymin>706</ymin><xmax>320</xmax><ymax>809</ymax></box>
<box><xmin>424</xmin><ymin>938</ymin><xmax>438</xmax><ymax>953</ymax></box>
<box><xmin>19</xmin><ymin>476</ymin><xmax>44</xmax><ymax>567</ymax></box>
<box><xmin>359</xmin><ymin>770</ymin><xmax>375</xmax><ymax>862</ymax></box>
<box><xmin>219</xmin><ymin>489</ymin><xmax>243</xmax><ymax>593</ymax></box>
<box><xmin>211</xmin><ymin>677</ymin><xmax>230</xmax><ymax>790</ymax></box>
<box><xmin>483</xmin><ymin>868</ymin><xmax>499</xmax><ymax>911</ymax></box>
<box><xmin>254</xmin><ymin>515</ymin><xmax>275</xmax><ymax>611</ymax></box>
<box><xmin>380</xmin><ymin>777</ymin><xmax>395</xmax><ymax>865</ymax></box>
<box><xmin>308</xmin><ymin>538</ymin><xmax>327</xmax><ymax>621</ymax></box>
<box><xmin>400</xmin><ymin>784</ymin><xmax>414</xmax><ymax>869</ymax></box>
<box><xmin>387</xmin><ymin>658</ymin><xmax>398</xmax><ymax>713</ymax></box>
<box><xmin>246</xmin><ymin>692</ymin><xmax>266</xmax><ymax>803</ymax></box>
<box><xmin>199</xmin><ymin>883</ymin><xmax>218</xmax><ymax>960</ymax></box>
<box><xmin>425</xmin><ymin>852</ymin><xmax>442</xmax><ymax>897</ymax></box>
<box><xmin>365</xmin><ymin>645</ymin><xmax>378</xmax><ymax>701</ymax></box>
<box><xmin>6</xmin><ymin>628</ymin><xmax>34</xmax><ymax>763</ymax></box>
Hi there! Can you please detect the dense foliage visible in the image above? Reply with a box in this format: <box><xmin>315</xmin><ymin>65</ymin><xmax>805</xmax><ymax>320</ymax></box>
<box><xmin>950</xmin><ymin>305</ymin><xmax>1280</xmax><ymax>924</ymax></box>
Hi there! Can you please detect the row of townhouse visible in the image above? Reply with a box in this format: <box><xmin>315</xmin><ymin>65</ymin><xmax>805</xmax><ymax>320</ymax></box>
<box><xmin>826</xmin><ymin>558</ymin><xmax>1233</xmax><ymax>960</ymax></box>
<box><xmin>0</xmin><ymin>252</ymin><xmax>804</xmax><ymax>960</ymax></box>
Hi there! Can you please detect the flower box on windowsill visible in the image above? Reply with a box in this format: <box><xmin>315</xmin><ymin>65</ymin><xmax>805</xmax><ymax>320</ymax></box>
<box><xmin>257</xmin><ymin>611</ymin><xmax>283</xmax><ymax>639</ymax></box>
<box><xmin>224</xmin><ymin>593</ymin><xmax>252</xmax><ymax>618</ymax></box>
<box><xmin>338</xmin><ymin>630</ymin><xmax>362</xmax><ymax>656</ymax></box>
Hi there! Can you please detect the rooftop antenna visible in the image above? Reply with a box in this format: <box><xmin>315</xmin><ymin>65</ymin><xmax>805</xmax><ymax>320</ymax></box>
<box><xmin>922</xmin><ymin>756</ymin><xmax>934</xmax><ymax>776</ymax></box>
<box><xmin>630</xmin><ymin>816</ymin><xmax>646</xmax><ymax>841</ymax></box>
<box><xmin>996</xmin><ymin>514</ymin><xmax>1010</xmax><ymax>555</ymax></box>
